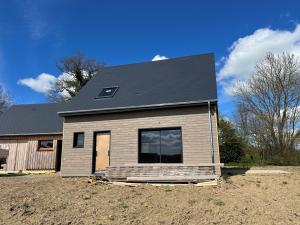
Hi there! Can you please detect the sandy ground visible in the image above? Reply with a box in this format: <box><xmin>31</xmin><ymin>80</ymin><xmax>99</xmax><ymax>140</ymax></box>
<box><xmin>0</xmin><ymin>166</ymin><xmax>299</xmax><ymax>225</ymax></box>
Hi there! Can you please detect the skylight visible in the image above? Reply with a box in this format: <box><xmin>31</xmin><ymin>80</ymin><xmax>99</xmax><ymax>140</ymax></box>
<box><xmin>97</xmin><ymin>87</ymin><xmax>119</xmax><ymax>98</ymax></box>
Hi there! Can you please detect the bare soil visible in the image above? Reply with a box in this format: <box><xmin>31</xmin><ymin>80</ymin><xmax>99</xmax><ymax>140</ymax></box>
<box><xmin>0</xmin><ymin>166</ymin><xmax>299</xmax><ymax>225</ymax></box>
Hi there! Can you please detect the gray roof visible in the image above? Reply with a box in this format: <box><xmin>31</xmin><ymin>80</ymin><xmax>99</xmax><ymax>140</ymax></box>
<box><xmin>0</xmin><ymin>103</ymin><xmax>65</xmax><ymax>136</ymax></box>
<box><xmin>0</xmin><ymin>53</ymin><xmax>217</xmax><ymax>136</ymax></box>
<box><xmin>59</xmin><ymin>53</ymin><xmax>217</xmax><ymax>116</ymax></box>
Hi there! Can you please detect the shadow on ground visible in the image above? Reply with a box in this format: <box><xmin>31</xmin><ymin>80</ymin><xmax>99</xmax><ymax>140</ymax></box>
<box><xmin>221</xmin><ymin>167</ymin><xmax>250</xmax><ymax>177</ymax></box>
<box><xmin>0</xmin><ymin>173</ymin><xmax>27</xmax><ymax>177</ymax></box>
<box><xmin>221</xmin><ymin>167</ymin><xmax>250</xmax><ymax>183</ymax></box>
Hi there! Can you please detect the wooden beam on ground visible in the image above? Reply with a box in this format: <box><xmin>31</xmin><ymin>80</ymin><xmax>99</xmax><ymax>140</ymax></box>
<box><xmin>195</xmin><ymin>180</ymin><xmax>218</xmax><ymax>187</ymax></box>
<box><xmin>123</xmin><ymin>163</ymin><xmax>224</xmax><ymax>167</ymax></box>
<box><xmin>107</xmin><ymin>181</ymin><xmax>218</xmax><ymax>187</ymax></box>
<box><xmin>127</xmin><ymin>175</ymin><xmax>218</xmax><ymax>183</ymax></box>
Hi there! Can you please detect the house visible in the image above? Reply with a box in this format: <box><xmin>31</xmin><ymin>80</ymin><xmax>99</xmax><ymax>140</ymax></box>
<box><xmin>0</xmin><ymin>103</ymin><xmax>65</xmax><ymax>171</ymax></box>
<box><xmin>0</xmin><ymin>53</ymin><xmax>221</xmax><ymax>181</ymax></box>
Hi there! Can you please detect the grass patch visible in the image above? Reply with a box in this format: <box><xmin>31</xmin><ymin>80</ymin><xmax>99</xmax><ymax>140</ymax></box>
<box><xmin>225</xmin><ymin>162</ymin><xmax>252</xmax><ymax>168</ymax></box>
<box><xmin>214</xmin><ymin>199</ymin><xmax>225</xmax><ymax>206</ymax></box>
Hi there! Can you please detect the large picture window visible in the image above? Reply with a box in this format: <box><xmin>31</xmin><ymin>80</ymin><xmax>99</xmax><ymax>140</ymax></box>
<box><xmin>139</xmin><ymin>128</ymin><xmax>183</xmax><ymax>163</ymax></box>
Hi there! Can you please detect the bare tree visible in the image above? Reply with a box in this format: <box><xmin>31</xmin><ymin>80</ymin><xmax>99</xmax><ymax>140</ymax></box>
<box><xmin>235</xmin><ymin>53</ymin><xmax>300</xmax><ymax>156</ymax></box>
<box><xmin>48</xmin><ymin>52</ymin><xmax>105</xmax><ymax>102</ymax></box>
<box><xmin>0</xmin><ymin>85</ymin><xmax>12</xmax><ymax>115</ymax></box>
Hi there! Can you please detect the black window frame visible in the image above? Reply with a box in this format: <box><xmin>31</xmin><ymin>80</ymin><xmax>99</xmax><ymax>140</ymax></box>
<box><xmin>37</xmin><ymin>140</ymin><xmax>54</xmax><ymax>151</ymax></box>
<box><xmin>73</xmin><ymin>132</ymin><xmax>85</xmax><ymax>148</ymax></box>
<box><xmin>96</xmin><ymin>86</ymin><xmax>119</xmax><ymax>99</ymax></box>
<box><xmin>138</xmin><ymin>127</ymin><xmax>183</xmax><ymax>164</ymax></box>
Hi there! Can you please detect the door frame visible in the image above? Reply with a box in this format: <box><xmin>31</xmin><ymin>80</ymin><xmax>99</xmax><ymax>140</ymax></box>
<box><xmin>55</xmin><ymin>140</ymin><xmax>63</xmax><ymax>171</ymax></box>
<box><xmin>92</xmin><ymin>131</ymin><xmax>111</xmax><ymax>173</ymax></box>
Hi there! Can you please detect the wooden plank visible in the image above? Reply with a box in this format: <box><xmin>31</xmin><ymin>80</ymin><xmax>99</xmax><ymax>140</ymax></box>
<box><xmin>106</xmin><ymin>165</ymin><xmax>217</xmax><ymax>180</ymax></box>
<box><xmin>127</xmin><ymin>175</ymin><xmax>218</xmax><ymax>182</ymax></box>
<box><xmin>96</xmin><ymin>133</ymin><xmax>110</xmax><ymax>170</ymax></box>
<box><xmin>109</xmin><ymin>181</ymin><xmax>218</xmax><ymax>187</ymax></box>
<box><xmin>124</xmin><ymin>163</ymin><xmax>224</xmax><ymax>167</ymax></box>
<box><xmin>195</xmin><ymin>180</ymin><xmax>218</xmax><ymax>187</ymax></box>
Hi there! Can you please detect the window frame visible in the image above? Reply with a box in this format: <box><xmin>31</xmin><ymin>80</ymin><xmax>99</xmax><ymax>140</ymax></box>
<box><xmin>138</xmin><ymin>127</ymin><xmax>183</xmax><ymax>164</ymax></box>
<box><xmin>37</xmin><ymin>140</ymin><xmax>54</xmax><ymax>151</ymax></box>
<box><xmin>73</xmin><ymin>132</ymin><xmax>85</xmax><ymax>148</ymax></box>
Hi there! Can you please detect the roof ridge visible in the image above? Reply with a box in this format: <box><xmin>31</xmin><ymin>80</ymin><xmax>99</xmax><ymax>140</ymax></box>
<box><xmin>102</xmin><ymin>52</ymin><xmax>214</xmax><ymax>70</ymax></box>
<box><xmin>11</xmin><ymin>102</ymin><xmax>65</xmax><ymax>107</ymax></box>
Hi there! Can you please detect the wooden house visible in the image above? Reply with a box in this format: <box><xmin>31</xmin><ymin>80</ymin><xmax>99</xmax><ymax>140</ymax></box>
<box><xmin>0</xmin><ymin>104</ymin><xmax>64</xmax><ymax>171</ymax></box>
<box><xmin>0</xmin><ymin>53</ymin><xmax>221</xmax><ymax>181</ymax></box>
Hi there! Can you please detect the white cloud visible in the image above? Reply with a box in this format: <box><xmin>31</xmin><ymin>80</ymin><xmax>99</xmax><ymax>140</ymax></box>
<box><xmin>18</xmin><ymin>73</ymin><xmax>57</xmax><ymax>94</ymax></box>
<box><xmin>218</xmin><ymin>24</ymin><xmax>300</xmax><ymax>96</ymax></box>
<box><xmin>152</xmin><ymin>55</ymin><xmax>168</xmax><ymax>61</ymax></box>
<box><xmin>18</xmin><ymin>72</ymin><xmax>77</xmax><ymax>98</ymax></box>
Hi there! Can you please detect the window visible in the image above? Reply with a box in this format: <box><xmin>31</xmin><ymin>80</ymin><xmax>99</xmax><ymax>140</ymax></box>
<box><xmin>73</xmin><ymin>132</ymin><xmax>84</xmax><ymax>148</ymax></box>
<box><xmin>139</xmin><ymin>128</ymin><xmax>182</xmax><ymax>163</ymax></box>
<box><xmin>97</xmin><ymin>87</ymin><xmax>119</xmax><ymax>98</ymax></box>
<box><xmin>38</xmin><ymin>140</ymin><xmax>53</xmax><ymax>151</ymax></box>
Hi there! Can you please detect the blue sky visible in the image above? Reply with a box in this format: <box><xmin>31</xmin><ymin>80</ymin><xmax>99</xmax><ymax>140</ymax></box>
<box><xmin>0</xmin><ymin>0</ymin><xmax>300</xmax><ymax>117</ymax></box>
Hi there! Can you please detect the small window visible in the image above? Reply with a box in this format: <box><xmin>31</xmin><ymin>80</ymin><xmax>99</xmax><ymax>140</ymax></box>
<box><xmin>139</xmin><ymin>128</ymin><xmax>183</xmax><ymax>163</ymax></box>
<box><xmin>73</xmin><ymin>132</ymin><xmax>84</xmax><ymax>148</ymax></box>
<box><xmin>38</xmin><ymin>140</ymin><xmax>53</xmax><ymax>151</ymax></box>
<box><xmin>97</xmin><ymin>87</ymin><xmax>119</xmax><ymax>98</ymax></box>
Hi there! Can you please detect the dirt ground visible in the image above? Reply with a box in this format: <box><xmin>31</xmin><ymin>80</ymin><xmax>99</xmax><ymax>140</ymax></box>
<box><xmin>0</xmin><ymin>166</ymin><xmax>299</xmax><ymax>225</ymax></box>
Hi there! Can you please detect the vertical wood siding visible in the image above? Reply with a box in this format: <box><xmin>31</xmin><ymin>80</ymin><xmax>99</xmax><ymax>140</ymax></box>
<box><xmin>0</xmin><ymin>135</ymin><xmax>62</xmax><ymax>171</ymax></box>
<box><xmin>0</xmin><ymin>140</ymin><xmax>28</xmax><ymax>171</ymax></box>
<box><xmin>25</xmin><ymin>139</ymin><xmax>58</xmax><ymax>170</ymax></box>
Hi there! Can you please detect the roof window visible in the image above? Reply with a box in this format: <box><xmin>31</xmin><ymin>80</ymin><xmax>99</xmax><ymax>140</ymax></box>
<box><xmin>97</xmin><ymin>87</ymin><xmax>119</xmax><ymax>98</ymax></box>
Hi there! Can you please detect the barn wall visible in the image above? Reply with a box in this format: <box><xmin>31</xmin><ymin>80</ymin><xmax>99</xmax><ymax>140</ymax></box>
<box><xmin>0</xmin><ymin>140</ymin><xmax>28</xmax><ymax>171</ymax></box>
<box><xmin>0</xmin><ymin>134</ymin><xmax>62</xmax><ymax>171</ymax></box>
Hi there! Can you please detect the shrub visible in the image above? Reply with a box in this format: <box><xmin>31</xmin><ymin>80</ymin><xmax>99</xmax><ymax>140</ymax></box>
<box><xmin>219</xmin><ymin>118</ymin><xmax>245</xmax><ymax>163</ymax></box>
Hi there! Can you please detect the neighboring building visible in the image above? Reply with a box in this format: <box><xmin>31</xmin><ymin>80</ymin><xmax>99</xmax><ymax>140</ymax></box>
<box><xmin>0</xmin><ymin>53</ymin><xmax>221</xmax><ymax>181</ymax></box>
<box><xmin>0</xmin><ymin>103</ymin><xmax>64</xmax><ymax>171</ymax></box>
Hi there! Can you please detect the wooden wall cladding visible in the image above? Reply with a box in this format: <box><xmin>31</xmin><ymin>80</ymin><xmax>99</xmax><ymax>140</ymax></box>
<box><xmin>0</xmin><ymin>134</ymin><xmax>62</xmax><ymax>171</ymax></box>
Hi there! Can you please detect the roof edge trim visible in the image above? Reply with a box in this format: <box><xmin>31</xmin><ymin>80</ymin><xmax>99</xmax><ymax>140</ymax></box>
<box><xmin>58</xmin><ymin>99</ymin><xmax>218</xmax><ymax>117</ymax></box>
<box><xmin>0</xmin><ymin>132</ymin><xmax>63</xmax><ymax>137</ymax></box>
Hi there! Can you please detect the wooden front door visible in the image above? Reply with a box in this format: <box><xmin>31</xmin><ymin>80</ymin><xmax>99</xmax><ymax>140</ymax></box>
<box><xmin>95</xmin><ymin>132</ymin><xmax>110</xmax><ymax>170</ymax></box>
